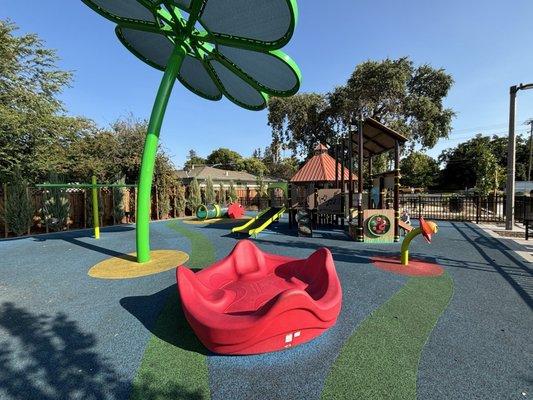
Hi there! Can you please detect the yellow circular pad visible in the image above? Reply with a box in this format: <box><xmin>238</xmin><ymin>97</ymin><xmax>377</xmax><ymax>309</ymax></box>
<box><xmin>88</xmin><ymin>250</ymin><xmax>189</xmax><ymax>279</ymax></box>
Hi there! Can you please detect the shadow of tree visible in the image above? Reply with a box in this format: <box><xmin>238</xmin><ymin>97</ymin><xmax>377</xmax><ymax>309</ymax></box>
<box><xmin>120</xmin><ymin>282</ymin><xmax>208</xmax><ymax>356</ymax></box>
<box><xmin>0</xmin><ymin>302</ymin><xmax>207</xmax><ymax>400</ymax></box>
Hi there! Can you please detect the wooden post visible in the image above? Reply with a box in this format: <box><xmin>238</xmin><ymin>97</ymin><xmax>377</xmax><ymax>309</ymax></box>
<box><xmin>394</xmin><ymin>140</ymin><xmax>400</xmax><ymax>242</ymax></box>
<box><xmin>3</xmin><ymin>184</ymin><xmax>7</xmax><ymax>238</ymax></box>
<box><xmin>154</xmin><ymin>185</ymin><xmax>159</xmax><ymax>220</ymax></box>
<box><xmin>27</xmin><ymin>186</ymin><xmax>31</xmax><ymax>235</ymax></box>
<box><xmin>83</xmin><ymin>190</ymin><xmax>87</xmax><ymax>228</ymax></box>
<box><xmin>91</xmin><ymin>176</ymin><xmax>100</xmax><ymax>239</ymax></box>
<box><xmin>357</xmin><ymin>119</ymin><xmax>364</xmax><ymax>242</ymax></box>
<box><xmin>173</xmin><ymin>187</ymin><xmax>177</xmax><ymax>218</ymax></box>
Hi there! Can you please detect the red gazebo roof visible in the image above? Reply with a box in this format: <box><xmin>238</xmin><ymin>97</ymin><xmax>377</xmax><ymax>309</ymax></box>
<box><xmin>290</xmin><ymin>144</ymin><xmax>356</xmax><ymax>183</ymax></box>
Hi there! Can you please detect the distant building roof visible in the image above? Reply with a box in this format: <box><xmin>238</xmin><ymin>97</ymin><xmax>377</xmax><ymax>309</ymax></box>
<box><xmin>290</xmin><ymin>144</ymin><xmax>356</xmax><ymax>183</ymax></box>
<box><xmin>176</xmin><ymin>166</ymin><xmax>278</xmax><ymax>183</ymax></box>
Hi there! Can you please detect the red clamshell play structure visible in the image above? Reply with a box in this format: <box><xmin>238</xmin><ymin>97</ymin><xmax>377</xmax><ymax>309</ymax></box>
<box><xmin>177</xmin><ymin>240</ymin><xmax>342</xmax><ymax>355</ymax></box>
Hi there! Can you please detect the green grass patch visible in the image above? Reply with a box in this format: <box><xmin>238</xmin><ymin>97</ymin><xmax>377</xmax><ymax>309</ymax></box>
<box><xmin>130</xmin><ymin>221</ymin><xmax>215</xmax><ymax>400</ymax></box>
<box><xmin>322</xmin><ymin>273</ymin><xmax>453</xmax><ymax>400</ymax></box>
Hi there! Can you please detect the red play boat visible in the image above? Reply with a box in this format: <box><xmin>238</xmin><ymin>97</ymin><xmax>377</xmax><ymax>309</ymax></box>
<box><xmin>177</xmin><ymin>240</ymin><xmax>342</xmax><ymax>355</ymax></box>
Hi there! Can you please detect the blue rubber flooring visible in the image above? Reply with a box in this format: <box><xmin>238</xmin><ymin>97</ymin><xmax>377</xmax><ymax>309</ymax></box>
<box><xmin>0</xmin><ymin>218</ymin><xmax>532</xmax><ymax>400</ymax></box>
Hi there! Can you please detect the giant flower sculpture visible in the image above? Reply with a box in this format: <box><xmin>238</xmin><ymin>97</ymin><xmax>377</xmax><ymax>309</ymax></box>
<box><xmin>82</xmin><ymin>0</ymin><xmax>301</xmax><ymax>263</ymax></box>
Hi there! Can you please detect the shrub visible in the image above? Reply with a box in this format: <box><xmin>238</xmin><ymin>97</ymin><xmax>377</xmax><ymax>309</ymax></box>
<box><xmin>42</xmin><ymin>174</ymin><xmax>70</xmax><ymax>231</ymax></box>
<box><xmin>187</xmin><ymin>178</ymin><xmax>202</xmax><ymax>213</ymax></box>
<box><xmin>2</xmin><ymin>176</ymin><xmax>33</xmax><ymax>236</ymax></box>
<box><xmin>205</xmin><ymin>176</ymin><xmax>215</xmax><ymax>204</ymax></box>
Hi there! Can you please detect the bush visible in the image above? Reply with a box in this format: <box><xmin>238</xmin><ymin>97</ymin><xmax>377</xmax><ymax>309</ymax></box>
<box><xmin>2</xmin><ymin>177</ymin><xmax>33</xmax><ymax>236</ymax></box>
<box><xmin>187</xmin><ymin>178</ymin><xmax>202</xmax><ymax>213</ymax></box>
<box><xmin>112</xmin><ymin>178</ymin><xmax>125</xmax><ymax>224</ymax></box>
<box><xmin>175</xmin><ymin>183</ymin><xmax>186</xmax><ymax>217</ymax></box>
<box><xmin>205</xmin><ymin>177</ymin><xmax>215</xmax><ymax>204</ymax></box>
<box><xmin>42</xmin><ymin>174</ymin><xmax>70</xmax><ymax>231</ymax></box>
<box><xmin>228</xmin><ymin>180</ymin><xmax>238</xmax><ymax>203</ymax></box>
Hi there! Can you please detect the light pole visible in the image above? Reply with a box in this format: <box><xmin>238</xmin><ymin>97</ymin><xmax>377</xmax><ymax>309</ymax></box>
<box><xmin>505</xmin><ymin>83</ymin><xmax>533</xmax><ymax>230</ymax></box>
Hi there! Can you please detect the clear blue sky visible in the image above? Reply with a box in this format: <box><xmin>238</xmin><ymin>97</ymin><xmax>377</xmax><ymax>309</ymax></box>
<box><xmin>2</xmin><ymin>0</ymin><xmax>533</xmax><ymax>167</ymax></box>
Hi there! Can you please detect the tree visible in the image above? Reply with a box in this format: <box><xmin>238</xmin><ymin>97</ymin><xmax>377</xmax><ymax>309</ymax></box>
<box><xmin>187</xmin><ymin>178</ymin><xmax>202</xmax><ymax>213</ymax></box>
<box><xmin>268</xmin><ymin>93</ymin><xmax>333</xmax><ymax>157</ymax></box>
<box><xmin>184</xmin><ymin>149</ymin><xmax>206</xmax><ymax>169</ymax></box>
<box><xmin>112</xmin><ymin>177</ymin><xmax>125</xmax><ymax>224</ymax></box>
<box><xmin>205</xmin><ymin>176</ymin><xmax>215</xmax><ymax>204</ymax></box>
<box><xmin>439</xmin><ymin>135</ymin><xmax>501</xmax><ymax>192</ymax></box>
<box><xmin>256</xmin><ymin>173</ymin><xmax>268</xmax><ymax>198</ymax></box>
<box><xmin>400</xmin><ymin>152</ymin><xmax>440</xmax><ymax>189</ymax></box>
<box><xmin>41</xmin><ymin>174</ymin><xmax>70</xmax><ymax>231</ymax></box>
<box><xmin>2</xmin><ymin>173</ymin><xmax>33</xmax><ymax>236</ymax></box>
<box><xmin>243</xmin><ymin>157</ymin><xmax>268</xmax><ymax>176</ymax></box>
<box><xmin>175</xmin><ymin>182</ymin><xmax>186</xmax><ymax>217</ymax></box>
<box><xmin>267</xmin><ymin>57</ymin><xmax>454</xmax><ymax>157</ymax></box>
<box><xmin>0</xmin><ymin>19</ymin><xmax>86</xmax><ymax>183</ymax></box>
<box><xmin>218</xmin><ymin>183</ymin><xmax>225</xmax><ymax>204</ymax></box>
<box><xmin>206</xmin><ymin>148</ymin><xmax>244</xmax><ymax>170</ymax></box>
<box><xmin>228</xmin><ymin>180</ymin><xmax>238</xmax><ymax>203</ymax></box>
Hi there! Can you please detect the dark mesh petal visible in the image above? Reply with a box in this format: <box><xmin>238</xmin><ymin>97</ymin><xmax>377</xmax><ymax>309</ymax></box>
<box><xmin>179</xmin><ymin>55</ymin><xmax>221</xmax><ymax>99</ymax></box>
<box><xmin>217</xmin><ymin>45</ymin><xmax>297</xmax><ymax>94</ymax></box>
<box><xmin>119</xmin><ymin>28</ymin><xmax>174</xmax><ymax>69</ymax></box>
<box><xmin>90</xmin><ymin>0</ymin><xmax>155</xmax><ymax>22</ymax></box>
<box><xmin>200</xmin><ymin>0</ymin><xmax>292</xmax><ymax>43</ymax></box>
<box><xmin>210</xmin><ymin>60</ymin><xmax>266</xmax><ymax>108</ymax></box>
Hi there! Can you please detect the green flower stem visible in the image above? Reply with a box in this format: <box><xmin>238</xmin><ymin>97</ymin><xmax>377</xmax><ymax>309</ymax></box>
<box><xmin>400</xmin><ymin>227</ymin><xmax>422</xmax><ymax>265</ymax></box>
<box><xmin>136</xmin><ymin>45</ymin><xmax>186</xmax><ymax>263</ymax></box>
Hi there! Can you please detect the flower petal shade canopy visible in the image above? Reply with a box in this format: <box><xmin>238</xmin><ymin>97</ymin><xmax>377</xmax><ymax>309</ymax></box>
<box><xmin>81</xmin><ymin>0</ymin><xmax>301</xmax><ymax>262</ymax></box>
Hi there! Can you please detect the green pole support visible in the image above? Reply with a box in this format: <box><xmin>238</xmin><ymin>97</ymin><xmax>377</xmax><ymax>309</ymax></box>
<box><xmin>136</xmin><ymin>45</ymin><xmax>186</xmax><ymax>263</ymax></box>
<box><xmin>400</xmin><ymin>227</ymin><xmax>422</xmax><ymax>266</ymax></box>
<box><xmin>91</xmin><ymin>175</ymin><xmax>100</xmax><ymax>239</ymax></box>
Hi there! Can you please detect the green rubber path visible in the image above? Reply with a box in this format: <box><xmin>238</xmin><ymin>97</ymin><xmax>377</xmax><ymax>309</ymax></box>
<box><xmin>322</xmin><ymin>273</ymin><xmax>453</xmax><ymax>400</ymax></box>
<box><xmin>130</xmin><ymin>221</ymin><xmax>214</xmax><ymax>400</ymax></box>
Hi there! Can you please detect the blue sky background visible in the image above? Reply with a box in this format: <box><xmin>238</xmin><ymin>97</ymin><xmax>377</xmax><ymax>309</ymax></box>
<box><xmin>2</xmin><ymin>0</ymin><xmax>533</xmax><ymax>167</ymax></box>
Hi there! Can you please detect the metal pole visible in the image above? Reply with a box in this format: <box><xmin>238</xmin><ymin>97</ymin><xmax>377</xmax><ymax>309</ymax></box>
<box><xmin>394</xmin><ymin>140</ymin><xmax>400</xmax><ymax>242</ymax></box>
<box><xmin>91</xmin><ymin>175</ymin><xmax>100</xmax><ymax>239</ymax></box>
<box><xmin>335</xmin><ymin>142</ymin><xmax>339</xmax><ymax>189</ymax></box>
<box><xmin>368</xmin><ymin>155</ymin><xmax>373</xmax><ymax>209</ymax></box>
<box><xmin>136</xmin><ymin>45</ymin><xmax>186</xmax><ymax>262</ymax></box>
<box><xmin>348</xmin><ymin>128</ymin><xmax>354</xmax><ymax>220</ymax></box>
<box><xmin>357</xmin><ymin>118</ymin><xmax>364</xmax><ymax>242</ymax></box>
<box><xmin>527</xmin><ymin>119</ymin><xmax>533</xmax><ymax>182</ymax></box>
<box><xmin>505</xmin><ymin>86</ymin><xmax>518</xmax><ymax>230</ymax></box>
<box><xmin>341</xmin><ymin>137</ymin><xmax>345</xmax><ymax>227</ymax></box>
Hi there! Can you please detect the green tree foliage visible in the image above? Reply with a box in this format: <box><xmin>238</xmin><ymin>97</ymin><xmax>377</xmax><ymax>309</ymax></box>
<box><xmin>439</xmin><ymin>135</ymin><xmax>503</xmax><ymax>193</ymax></box>
<box><xmin>256</xmin><ymin>173</ymin><xmax>268</xmax><ymax>198</ymax></box>
<box><xmin>187</xmin><ymin>178</ymin><xmax>202</xmax><ymax>212</ymax></box>
<box><xmin>228</xmin><ymin>180</ymin><xmax>238</xmax><ymax>203</ymax></box>
<box><xmin>184</xmin><ymin>149</ymin><xmax>206</xmax><ymax>169</ymax></box>
<box><xmin>0</xmin><ymin>19</ymin><xmax>91</xmax><ymax>183</ymax></box>
<box><xmin>205</xmin><ymin>176</ymin><xmax>215</xmax><ymax>204</ymax></box>
<box><xmin>2</xmin><ymin>173</ymin><xmax>33</xmax><ymax>236</ymax></box>
<box><xmin>175</xmin><ymin>182</ymin><xmax>186</xmax><ymax>216</ymax></box>
<box><xmin>268</xmin><ymin>57</ymin><xmax>454</xmax><ymax>157</ymax></box>
<box><xmin>218</xmin><ymin>183</ymin><xmax>225</xmax><ymax>204</ymax></box>
<box><xmin>243</xmin><ymin>157</ymin><xmax>268</xmax><ymax>176</ymax></box>
<box><xmin>42</xmin><ymin>174</ymin><xmax>70</xmax><ymax>231</ymax></box>
<box><xmin>400</xmin><ymin>152</ymin><xmax>440</xmax><ymax>189</ymax></box>
<box><xmin>112</xmin><ymin>178</ymin><xmax>125</xmax><ymax>224</ymax></box>
<box><xmin>206</xmin><ymin>148</ymin><xmax>244</xmax><ymax>170</ymax></box>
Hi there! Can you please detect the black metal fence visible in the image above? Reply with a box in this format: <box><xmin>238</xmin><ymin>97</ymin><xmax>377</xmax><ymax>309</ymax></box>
<box><xmin>398</xmin><ymin>194</ymin><xmax>533</xmax><ymax>223</ymax></box>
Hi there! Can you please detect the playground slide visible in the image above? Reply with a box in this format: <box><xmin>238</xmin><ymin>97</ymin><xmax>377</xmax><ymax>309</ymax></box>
<box><xmin>232</xmin><ymin>207</ymin><xmax>285</xmax><ymax>237</ymax></box>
